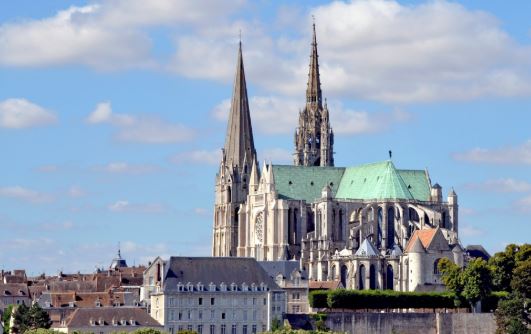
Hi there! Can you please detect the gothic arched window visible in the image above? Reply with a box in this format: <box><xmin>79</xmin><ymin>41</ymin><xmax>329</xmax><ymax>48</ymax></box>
<box><xmin>387</xmin><ymin>207</ymin><xmax>395</xmax><ymax>248</ymax></box>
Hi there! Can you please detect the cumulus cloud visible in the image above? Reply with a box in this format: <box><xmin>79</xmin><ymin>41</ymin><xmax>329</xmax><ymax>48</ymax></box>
<box><xmin>171</xmin><ymin>149</ymin><xmax>221</xmax><ymax>165</ymax></box>
<box><xmin>464</xmin><ymin>178</ymin><xmax>531</xmax><ymax>193</ymax></box>
<box><xmin>87</xmin><ymin>102</ymin><xmax>195</xmax><ymax>143</ymax></box>
<box><xmin>453</xmin><ymin>140</ymin><xmax>531</xmax><ymax>165</ymax></box>
<box><xmin>0</xmin><ymin>1</ymin><xmax>242</xmax><ymax>69</ymax></box>
<box><xmin>0</xmin><ymin>98</ymin><xmax>57</xmax><ymax>128</ymax></box>
<box><xmin>173</xmin><ymin>1</ymin><xmax>531</xmax><ymax>103</ymax></box>
<box><xmin>0</xmin><ymin>186</ymin><xmax>53</xmax><ymax>203</ymax></box>
<box><xmin>213</xmin><ymin>96</ymin><xmax>412</xmax><ymax>135</ymax></box>
<box><xmin>107</xmin><ymin>200</ymin><xmax>166</xmax><ymax>213</ymax></box>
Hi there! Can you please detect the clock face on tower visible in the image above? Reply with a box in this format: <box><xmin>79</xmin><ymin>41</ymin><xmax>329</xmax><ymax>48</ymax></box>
<box><xmin>255</xmin><ymin>212</ymin><xmax>264</xmax><ymax>244</ymax></box>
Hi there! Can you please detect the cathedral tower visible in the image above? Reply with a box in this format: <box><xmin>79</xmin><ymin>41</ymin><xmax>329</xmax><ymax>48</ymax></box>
<box><xmin>213</xmin><ymin>41</ymin><xmax>257</xmax><ymax>257</ymax></box>
<box><xmin>293</xmin><ymin>23</ymin><xmax>334</xmax><ymax>167</ymax></box>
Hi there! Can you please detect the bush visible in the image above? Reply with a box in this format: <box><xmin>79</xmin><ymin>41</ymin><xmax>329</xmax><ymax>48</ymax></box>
<box><xmin>308</xmin><ymin>290</ymin><xmax>328</xmax><ymax>308</ymax></box>
<box><xmin>310</xmin><ymin>289</ymin><xmax>456</xmax><ymax>309</ymax></box>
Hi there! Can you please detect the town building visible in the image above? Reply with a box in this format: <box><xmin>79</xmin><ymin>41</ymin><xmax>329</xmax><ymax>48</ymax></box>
<box><xmin>259</xmin><ymin>261</ymin><xmax>309</xmax><ymax>314</ymax></box>
<box><xmin>212</xmin><ymin>23</ymin><xmax>465</xmax><ymax>292</ymax></box>
<box><xmin>150</xmin><ymin>257</ymin><xmax>286</xmax><ymax>334</ymax></box>
<box><xmin>56</xmin><ymin>307</ymin><xmax>162</xmax><ymax>334</ymax></box>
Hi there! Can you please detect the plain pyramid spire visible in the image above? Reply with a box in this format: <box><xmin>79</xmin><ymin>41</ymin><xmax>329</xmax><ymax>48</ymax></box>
<box><xmin>224</xmin><ymin>41</ymin><xmax>256</xmax><ymax>169</ymax></box>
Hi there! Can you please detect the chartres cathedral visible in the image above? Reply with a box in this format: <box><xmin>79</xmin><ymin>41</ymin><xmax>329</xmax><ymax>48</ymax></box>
<box><xmin>212</xmin><ymin>24</ymin><xmax>465</xmax><ymax>292</ymax></box>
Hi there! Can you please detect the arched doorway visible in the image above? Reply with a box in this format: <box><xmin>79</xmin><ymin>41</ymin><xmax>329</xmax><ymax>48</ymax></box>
<box><xmin>358</xmin><ymin>265</ymin><xmax>365</xmax><ymax>290</ymax></box>
<box><xmin>386</xmin><ymin>265</ymin><xmax>394</xmax><ymax>290</ymax></box>
<box><xmin>340</xmin><ymin>265</ymin><xmax>348</xmax><ymax>288</ymax></box>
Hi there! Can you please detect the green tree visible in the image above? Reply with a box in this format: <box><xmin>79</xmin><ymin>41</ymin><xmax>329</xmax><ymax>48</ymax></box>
<box><xmin>2</xmin><ymin>305</ymin><xmax>14</xmax><ymax>334</ymax></box>
<box><xmin>489</xmin><ymin>245</ymin><xmax>517</xmax><ymax>292</ymax></box>
<box><xmin>495</xmin><ymin>296</ymin><xmax>531</xmax><ymax>334</ymax></box>
<box><xmin>511</xmin><ymin>258</ymin><xmax>531</xmax><ymax>298</ymax></box>
<box><xmin>24</xmin><ymin>329</ymin><xmax>63</xmax><ymax>334</ymax></box>
<box><xmin>130</xmin><ymin>329</ymin><xmax>168</xmax><ymax>334</ymax></box>
<box><xmin>461</xmin><ymin>258</ymin><xmax>492</xmax><ymax>310</ymax></box>
<box><xmin>438</xmin><ymin>258</ymin><xmax>463</xmax><ymax>295</ymax></box>
<box><xmin>176</xmin><ymin>331</ymin><xmax>197</xmax><ymax>334</ymax></box>
<box><xmin>12</xmin><ymin>304</ymin><xmax>52</xmax><ymax>334</ymax></box>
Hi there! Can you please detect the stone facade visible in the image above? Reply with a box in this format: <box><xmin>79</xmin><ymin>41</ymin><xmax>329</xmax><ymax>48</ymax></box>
<box><xmin>150</xmin><ymin>257</ymin><xmax>286</xmax><ymax>334</ymax></box>
<box><xmin>212</xmin><ymin>24</ymin><xmax>465</xmax><ymax>293</ymax></box>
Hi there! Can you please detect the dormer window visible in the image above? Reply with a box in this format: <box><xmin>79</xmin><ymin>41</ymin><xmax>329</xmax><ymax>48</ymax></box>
<box><xmin>177</xmin><ymin>283</ymin><xmax>183</xmax><ymax>292</ymax></box>
<box><xmin>209</xmin><ymin>282</ymin><xmax>216</xmax><ymax>292</ymax></box>
<box><xmin>112</xmin><ymin>318</ymin><xmax>117</xmax><ymax>326</ymax></box>
<box><xmin>69</xmin><ymin>301</ymin><xmax>75</xmax><ymax>308</ymax></box>
<box><xmin>260</xmin><ymin>283</ymin><xmax>267</xmax><ymax>291</ymax></box>
<box><xmin>186</xmin><ymin>282</ymin><xmax>193</xmax><ymax>291</ymax></box>
<box><xmin>130</xmin><ymin>318</ymin><xmax>136</xmax><ymax>326</ymax></box>
<box><xmin>44</xmin><ymin>301</ymin><xmax>51</xmax><ymax>308</ymax></box>
<box><xmin>89</xmin><ymin>318</ymin><xmax>95</xmax><ymax>326</ymax></box>
<box><xmin>241</xmin><ymin>283</ymin><xmax>248</xmax><ymax>291</ymax></box>
<box><xmin>230</xmin><ymin>283</ymin><xmax>237</xmax><ymax>291</ymax></box>
<box><xmin>220</xmin><ymin>282</ymin><xmax>227</xmax><ymax>291</ymax></box>
<box><xmin>120</xmin><ymin>319</ymin><xmax>127</xmax><ymax>326</ymax></box>
<box><xmin>251</xmin><ymin>283</ymin><xmax>256</xmax><ymax>291</ymax></box>
<box><xmin>197</xmin><ymin>282</ymin><xmax>204</xmax><ymax>291</ymax></box>
<box><xmin>95</xmin><ymin>300</ymin><xmax>101</xmax><ymax>307</ymax></box>
<box><xmin>98</xmin><ymin>318</ymin><xmax>104</xmax><ymax>326</ymax></box>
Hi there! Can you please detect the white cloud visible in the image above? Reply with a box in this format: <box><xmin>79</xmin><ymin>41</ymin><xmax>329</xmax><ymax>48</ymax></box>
<box><xmin>213</xmin><ymin>96</ymin><xmax>412</xmax><ymax>135</ymax></box>
<box><xmin>174</xmin><ymin>1</ymin><xmax>531</xmax><ymax>103</ymax></box>
<box><xmin>460</xmin><ymin>224</ymin><xmax>485</xmax><ymax>237</ymax></box>
<box><xmin>0</xmin><ymin>186</ymin><xmax>53</xmax><ymax>203</ymax></box>
<box><xmin>0</xmin><ymin>1</ymin><xmax>242</xmax><ymax>69</ymax></box>
<box><xmin>87</xmin><ymin>102</ymin><xmax>195</xmax><ymax>144</ymax></box>
<box><xmin>453</xmin><ymin>140</ymin><xmax>531</xmax><ymax>165</ymax></box>
<box><xmin>108</xmin><ymin>200</ymin><xmax>166</xmax><ymax>213</ymax></box>
<box><xmin>0</xmin><ymin>98</ymin><xmax>57</xmax><ymax>128</ymax></box>
<box><xmin>465</xmin><ymin>178</ymin><xmax>531</xmax><ymax>193</ymax></box>
<box><xmin>515</xmin><ymin>195</ymin><xmax>531</xmax><ymax>212</ymax></box>
<box><xmin>68</xmin><ymin>186</ymin><xmax>86</xmax><ymax>198</ymax></box>
<box><xmin>94</xmin><ymin>162</ymin><xmax>160</xmax><ymax>174</ymax></box>
<box><xmin>171</xmin><ymin>149</ymin><xmax>221</xmax><ymax>165</ymax></box>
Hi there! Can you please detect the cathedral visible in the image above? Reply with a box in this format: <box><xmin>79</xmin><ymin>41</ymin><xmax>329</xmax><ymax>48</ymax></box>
<box><xmin>212</xmin><ymin>24</ymin><xmax>464</xmax><ymax>292</ymax></box>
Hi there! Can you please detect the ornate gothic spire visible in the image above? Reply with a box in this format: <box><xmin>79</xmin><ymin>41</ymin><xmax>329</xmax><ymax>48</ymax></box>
<box><xmin>293</xmin><ymin>22</ymin><xmax>334</xmax><ymax>167</ymax></box>
<box><xmin>224</xmin><ymin>41</ymin><xmax>256</xmax><ymax>169</ymax></box>
<box><xmin>306</xmin><ymin>21</ymin><xmax>322</xmax><ymax>107</ymax></box>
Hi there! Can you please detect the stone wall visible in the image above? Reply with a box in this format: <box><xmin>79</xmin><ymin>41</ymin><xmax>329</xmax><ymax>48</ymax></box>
<box><xmin>324</xmin><ymin>312</ymin><xmax>496</xmax><ymax>334</ymax></box>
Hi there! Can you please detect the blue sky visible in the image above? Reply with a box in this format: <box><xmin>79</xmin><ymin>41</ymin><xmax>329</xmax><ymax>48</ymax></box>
<box><xmin>0</xmin><ymin>0</ymin><xmax>529</xmax><ymax>274</ymax></box>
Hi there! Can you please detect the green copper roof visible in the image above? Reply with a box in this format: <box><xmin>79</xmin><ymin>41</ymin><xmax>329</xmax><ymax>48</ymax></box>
<box><xmin>272</xmin><ymin>165</ymin><xmax>345</xmax><ymax>202</ymax></box>
<box><xmin>335</xmin><ymin>161</ymin><xmax>415</xmax><ymax>200</ymax></box>
<box><xmin>272</xmin><ymin>160</ymin><xmax>431</xmax><ymax>202</ymax></box>
<box><xmin>398</xmin><ymin>169</ymin><xmax>431</xmax><ymax>201</ymax></box>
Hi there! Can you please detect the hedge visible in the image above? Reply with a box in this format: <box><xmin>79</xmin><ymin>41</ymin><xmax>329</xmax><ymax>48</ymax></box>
<box><xmin>309</xmin><ymin>289</ymin><xmax>509</xmax><ymax>311</ymax></box>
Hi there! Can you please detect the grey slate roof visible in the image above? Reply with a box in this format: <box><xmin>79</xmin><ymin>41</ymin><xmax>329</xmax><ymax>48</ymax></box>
<box><xmin>163</xmin><ymin>257</ymin><xmax>280</xmax><ymax>292</ymax></box>
<box><xmin>466</xmin><ymin>245</ymin><xmax>491</xmax><ymax>260</ymax></box>
<box><xmin>408</xmin><ymin>237</ymin><xmax>426</xmax><ymax>253</ymax></box>
<box><xmin>65</xmin><ymin>307</ymin><xmax>161</xmax><ymax>328</ymax></box>
<box><xmin>355</xmin><ymin>239</ymin><xmax>379</xmax><ymax>257</ymax></box>
<box><xmin>258</xmin><ymin>261</ymin><xmax>307</xmax><ymax>280</ymax></box>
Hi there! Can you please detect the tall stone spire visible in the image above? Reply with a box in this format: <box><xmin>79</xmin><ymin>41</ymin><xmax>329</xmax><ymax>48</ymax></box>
<box><xmin>293</xmin><ymin>22</ymin><xmax>334</xmax><ymax>167</ymax></box>
<box><xmin>213</xmin><ymin>40</ymin><xmax>257</xmax><ymax>258</ymax></box>
<box><xmin>306</xmin><ymin>21</ymin><xmax>322</xmax><ymax>107</ymax></box>
<box><xmin>224</xmin><ymin>41</ymin><xmax>256</xmax><ymax>168</ymax></box>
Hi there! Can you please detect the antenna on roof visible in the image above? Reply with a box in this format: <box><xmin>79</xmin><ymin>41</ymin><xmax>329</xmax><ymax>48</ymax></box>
<box><xmin>388</xmin><ymin>150</ymin><xmax>392</xmax><ymax>160</ymax></box>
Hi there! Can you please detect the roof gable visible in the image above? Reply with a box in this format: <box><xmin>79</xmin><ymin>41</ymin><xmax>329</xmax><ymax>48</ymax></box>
<box><xmin>355</xmin><ymin>238</ymin><xmax>379</xmax><ymax>257</ymax></box>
